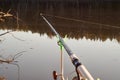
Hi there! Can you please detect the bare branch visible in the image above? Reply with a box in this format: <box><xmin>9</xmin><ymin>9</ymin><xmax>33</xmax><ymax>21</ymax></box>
<box><xmin>13</xmin><ymin>51</ymin><xmax>26</xmax><ymax>60</ymax></box>
<box><xmin>10</xmin><ymin>33</ymin><xmax>25</xmax><ymax>41</ymax></box>
<box><xmin>0</xmin><ymin>51</ymin><xmax>26</xmax><ymax>64</ymax></box>
<box><xmin>0</xmin><ymin>31</ymin><xmax>12</xmax><ymax>36</ymax></box>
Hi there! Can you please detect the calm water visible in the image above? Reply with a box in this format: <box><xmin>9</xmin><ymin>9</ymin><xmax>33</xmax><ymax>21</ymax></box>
<box><xmin>0</xmin><ymin>2</ymin><xmax>120</xmax><ymax>80</ymax></box>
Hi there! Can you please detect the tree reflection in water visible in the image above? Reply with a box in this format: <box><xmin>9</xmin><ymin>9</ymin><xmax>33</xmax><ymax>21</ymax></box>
<box><xmin>0</xmin><ymin>1</ymin><xmax>120</xmax><ymax>42</ymax></box>
<box><xmin>0</xmin><ymin>13</ymin><xmax>120</xmax><ymax>43</ymax></box>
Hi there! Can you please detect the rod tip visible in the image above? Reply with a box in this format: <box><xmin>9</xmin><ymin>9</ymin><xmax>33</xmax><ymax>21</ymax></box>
<box><xmin>40</xmin><ymin>13</ymin><xmax>43</xmax><ymax>16</ymax></box>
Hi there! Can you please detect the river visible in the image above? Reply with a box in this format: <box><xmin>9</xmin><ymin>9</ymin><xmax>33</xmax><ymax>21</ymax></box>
<box><xmin>0</xmin><ymin>2</ymin><xmax>120</xmax><ymax>80</ymax></box>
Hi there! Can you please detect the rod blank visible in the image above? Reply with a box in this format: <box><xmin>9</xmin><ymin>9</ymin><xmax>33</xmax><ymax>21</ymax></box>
<box><xmin>40</xmin><ymin>13</ymin><xmax>94</xmax><ymax>80</ymax></box>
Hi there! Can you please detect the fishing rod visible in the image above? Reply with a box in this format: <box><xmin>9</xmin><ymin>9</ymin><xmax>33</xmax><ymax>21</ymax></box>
<box><xmin>40</xmin><ymin>13</ymin><xmax>94</xmax><ymax>80</ymax></box>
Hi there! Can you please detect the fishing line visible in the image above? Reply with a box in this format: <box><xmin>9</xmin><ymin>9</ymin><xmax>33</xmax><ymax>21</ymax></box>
<box><xmin>42</xmin><ymin>13</ymin><xmax>120</xmax><ymax>29</ymax></box>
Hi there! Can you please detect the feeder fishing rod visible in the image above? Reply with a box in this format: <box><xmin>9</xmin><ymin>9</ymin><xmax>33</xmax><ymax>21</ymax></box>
<box><xmin>40</xmin><ymin>13</ymin><xmax>94</xmax><ymax>80</ymax></box>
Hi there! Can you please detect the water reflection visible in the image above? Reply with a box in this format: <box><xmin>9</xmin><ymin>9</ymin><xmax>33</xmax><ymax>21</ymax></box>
<box><xmin>0</xmin><ymin>2</ymin><xmax>120</xmax><ymax>42</ymax></box>
<box><xmin>0</xmin><ymin>14</ymin><xmax>120</xmax><ymax>43</ymax></box>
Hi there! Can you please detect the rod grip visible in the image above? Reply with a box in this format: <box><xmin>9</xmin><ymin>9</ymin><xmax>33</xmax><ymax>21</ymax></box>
<box><xmin>77</xmin><ymin>65</ymin><xmax>94</xmax><ymax>80</ymax></box>
<box><xmin>70</xmin><ymin>54</ymin><xmax>94</xmax><ymax>80</ymax></box>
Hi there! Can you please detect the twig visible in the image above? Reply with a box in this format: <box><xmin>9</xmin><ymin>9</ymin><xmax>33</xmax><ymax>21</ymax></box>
<box><xmin>0</xmin><ymin>31</ymin><xmax>25</xmax><ymax>41</ymax></box>
<box><xmin>0</xmin><ymin>51</ymin><xmax>26</xmax><ymax>64</ymax></box>
<box><xmin>16</xmin><ymin>12</ymin><xmax>19</xmax><ymax>29</ymax></box>
<box><xmin>0</xmin><ymin>76</ymin><xmax>6</xmax><ymax>80</ymax></box>
<box><xmin>10</xmin><ymin>33</ymin><xmax>25</xmax><ymax>41</ymax></box>
<box><xmin>7</xmin><ymin>9</ymin><xmax>11</xmax><ymax>14</ymax></box>
<box><xmin>0</xmin><ymin>59</ymin><xmax>12</xmax><ymax>64</ymax></box>
<box><xmin>13</xmin><ymin>51</ymin><xmax>26</xmax><ymax>60</ymax></box>
<box><xmin>0</xmin><ymin>31</ymin><xmax>12</xmax><ymax>36</ymax></box>
<box><xmin>0</xmin><ymin>9</ymin><xmax>13</xmax><ymax>22</ymax></box>
<box><xmin>10</xmin><ymin>63</ymin><xmax>20</xmax><ymax>80</ymax></box>
<box><xmin>0</xmin><ymin>9</ymin><xmax>13</xmax><ymax>17</ymax></box>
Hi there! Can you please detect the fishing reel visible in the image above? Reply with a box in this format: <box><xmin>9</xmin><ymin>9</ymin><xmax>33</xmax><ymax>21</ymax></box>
<box><xmin>52</xmin><ymin>70</ymin><xmax>86</xmax><ymax>80</ymax></box>
<box><xmin>52</xmin><ymin>70</ymin><xmax>65</xmax><ymax>80</ymax></box>
<box><xmin>53</xmin><ymin>71</ymin><xmax>57</xmax><ymax>80</ymax></box>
